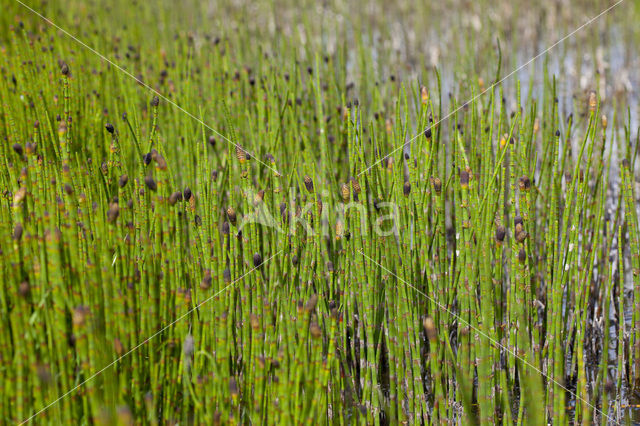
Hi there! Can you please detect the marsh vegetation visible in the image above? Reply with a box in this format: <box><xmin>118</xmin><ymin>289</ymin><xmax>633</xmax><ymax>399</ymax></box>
<box><xmin>1</xmin><ymin>0</ymin><xmax>640</xmax><ymax>423</ymax></box>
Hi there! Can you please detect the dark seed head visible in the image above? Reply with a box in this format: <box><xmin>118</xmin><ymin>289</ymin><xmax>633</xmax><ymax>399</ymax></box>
<box><xmin>143</xmin><ymin>152</ymin><xmax>152</xmax><ymax>165</ymax></box>
<box><xmin>495</xmin><ymin>225</ymin><xmax>506</xmax><ymax>242</ymax></box>
<box><xmin>144</xmin><ymin>176</ymin><xmax>157</xmax><ymax>191</ymax></box>
<box><xmin>253</xmin><ymin>253</ymin><xmax>262</xmax><ymax>268</ymax></box>
<box><xmin>226</xmin><ymin>207</ymin><xmax>237</xmax><ymax>224</ymax></box>
<box><xmin>515</xmin><ymin>222</ymin><xmax>523</xmax><ymax>235</ymax></box>
<box><xmin>432</xmin><ymin>177</ymin><xmax>442</xmax><ymax>194</ymax></box>
<box><xmin>222</xmin><ymin>221</ymin><xmax>230</xmax><ymax>235</ymax></box>
<box><xmin>223</xmin><ymin>268</ymin><xmax>231</xmax><ymax>283</ymax></box>
<box><xmin>13</xmin><ymin>223</ymin><xmax>23</xmax><ymax>241</ymax></box>
<box><xmin>150</xmin><ymin>96</ymin><xmax>160</xmax><ymax>107</ymax></box>
<box><xmin>183</xmin><ymin>187</ymin><xmax>192</xmax><ymax>201</ymax></box>
<box><xmin>154</xmin><ymin>154</ymin><xmax>167</xmax><ymax>170</ymax></box>
<box><xmin>118</xmin><ymin>174</ymin><xmax>128</xmax><ymax>188</ymax></box>
<box><xmin>424</xmin><ymin>128</ymin><xmax>432</xmax><ymax>139</ymax></box>
<box><xmin>305</xmin><ymin>294</ymin><xmax>319</xmax><ymax>313</ymax></box>
<box><xmin>200</xmin><ymin>270</ymin><xmax>212</xmax><ymax>290</ymax></box>
<box><xmin>253</xmin><ymin>190</ymin><xmax>265</xmax><ymax>206</ymax></box>
<box><xmin>25</xmin><ymin>142</ymin><xmax>36</xmax><ymax>155</ymax></box>
<box><xmin>229</xmin><ymin>377</ymin><xmax>238</xmax><ymax>396</ymax></box>
<box><xmin>250</xmin><ymin>314</ymin><xmax>260</xmax><ymax>329</ymax></box>
<box><xmin>555</xmin><ymin>130</ymin><xmax>561</xmax><ymax>137</ymax></box>
<box><xmin>460</xmin><ymin>170</ymin><xmax>470</xmax><ymax>188</ymax></box>
<box><xmin>107</xmin><ymin>203</ymin><xmax>120</xmax><ymax>223</ymax></box>
<box><xmin>518</xmin><ymin>248</ymin><xmax>526</xmax><ymax>263</ymax></box>
<box><xmin>105</xmin><ymin>123</ymin><xmax>115</xmax><ymax>134</ymax></box>
<box><xmin>12</xmin><ymin>143</ymin><xmax>23</xmax><ymax>156</ymax></box>
<box><xmin>60</xmin><ymin>63</ymin><xmax>69</xmax><ymax>75</ymax></box>
<box><xmin>403</xmin><ymin>181</ymin><xmax>411</xmax><ymax>196</ymax></box>
<box><xmin>340</xmin><ymin>183</ymin><xmax>350</xmax><ymax>202</ymax></box>
<box><xmin>518</xmin><ymin>176</ymin><xmax>531</xmax><ymax>192</ymax></box>
<box><xmin>310</xmin><ymin>322</ymin><xmax>322</xmax><ymax>339</ymax></box>
<box><xmin>19</xmin><ymin>281</ymin><xmax>30</xmax><ymax>297</ymax></box>
<box><xmin>514</xmin><ymin>215</ymin><xmax>523</xmax><ymax>227</ymax></box>
<box><xmin>235</xmin><ymin>145</ymin><xmax>247</xmax><ymax>163</ymax></box>
<box><xmin>168</xmin><ymin>191</ymin><xmax>182</xmax><ymax>205</ymax></box>
<box><xmin>516</xmin><ymin>230</ymin><xmax>528</xmax><ymax>244</ymax></box>
<box><xmin>351</xmin><ymin>178</ymin><xmax>361</xmax><ymax>195</ymax></box>
<box><xmin>303</xmin><ymin>175</ymin><xmax>314</xmax><ymax>193</ymax></box>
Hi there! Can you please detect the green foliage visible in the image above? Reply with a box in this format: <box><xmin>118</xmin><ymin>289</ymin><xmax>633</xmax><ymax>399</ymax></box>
<box><xmin>1</xmin><ymin>0</ymin><xmax>639</xmax><ymax>424</ymax></box>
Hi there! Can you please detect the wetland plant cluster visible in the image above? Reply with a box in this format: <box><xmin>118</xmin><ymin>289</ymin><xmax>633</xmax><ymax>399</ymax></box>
<box><xmin>1</xmin><ymin>0</ymin><xmax>640</xmax><ymax>424</ymax></box>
